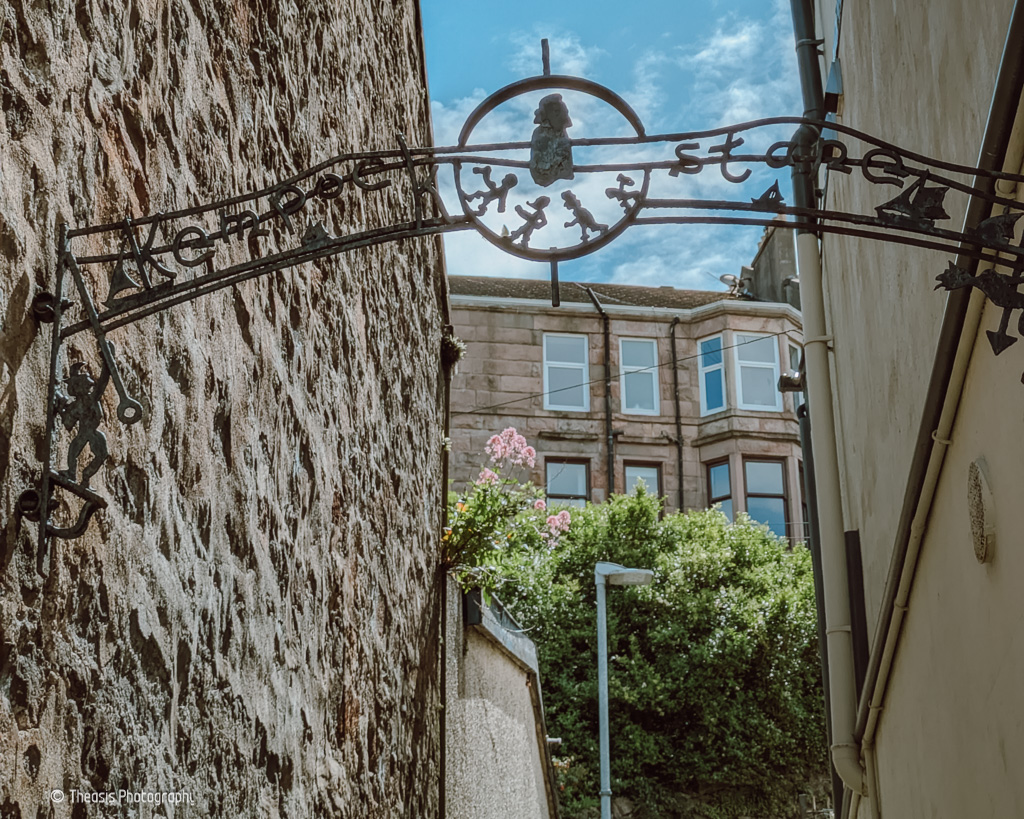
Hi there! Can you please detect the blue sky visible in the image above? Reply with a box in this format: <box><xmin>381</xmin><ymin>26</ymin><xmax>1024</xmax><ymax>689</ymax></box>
<box><xmin>420</xmin><ymin>0</ymin><xmax>801</xmax><ymax>290</ymax></box>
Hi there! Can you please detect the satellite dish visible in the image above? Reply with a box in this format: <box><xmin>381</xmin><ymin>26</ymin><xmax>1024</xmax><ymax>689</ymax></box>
<box><xmin>719</xmin><ymin>273</ymin><xmax>738</xmax><ymax>285</ymax></box>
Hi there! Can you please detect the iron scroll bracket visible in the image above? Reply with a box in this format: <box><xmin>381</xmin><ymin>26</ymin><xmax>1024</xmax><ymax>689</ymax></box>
<box><xmin>17</xmin><ymin>65</ymin><xmax>1024</xmax><ymax>552</ymax></box>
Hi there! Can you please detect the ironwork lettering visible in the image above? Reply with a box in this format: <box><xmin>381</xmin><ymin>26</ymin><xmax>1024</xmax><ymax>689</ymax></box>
<box><xmin>668</xmin><ymin>142</ymin><xmax>702</xmax><ymax>177</ymax></box>
<box><xmin>123</xmin><ymin>215</ymin><xmax>176</xmax><ymax>286</ymax></box>
<box><xmin>352</xmin><ymin>159</ymin><xmax>392</xmax><ymax>191</ymax></box>
<box><xmin>709</xmin><ymin>132</ymin><xmax>751</xmax><ymax>183</ymax></box>
<box><xmin>862</xmin><ymin>148</ymin><xmax>909</xmax><ymax>187</ymax></box>
<box><xmin>173</xmin><ymin>225</ymin><xmax>216</xmax><ymax>267</ymax></box>
<box><xmin>220</xmin><ymin>209</ymin><xmax>268</xmax><ymax>243</ymax></box>
<box><xmin>270</xmin><ymin>184</ymin><xmax>308</xmax><ymax>233</ymax></box>
<box><xmin>312</xmin><ymin>172</ymin><xmax>346</xmax><ymax>200</ymax></box>
<box><xmin>822</xmin><ymin>139</ymin><xmax>852</xmax><ymax>174</ymax></box>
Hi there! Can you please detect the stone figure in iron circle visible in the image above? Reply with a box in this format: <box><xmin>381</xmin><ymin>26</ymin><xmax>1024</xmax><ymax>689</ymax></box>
<box><xmin>57</xmin><ymin>361</ymin><xmax>111</xmax><ymax>487</ymax></box>
<box><xmin>530</xmin><ymin>94</ymin><xmax>574</xmax><ymax>187</ymax></box>
<box><xmin>466</xmin><ymin>166</ymin><xmax>519</xmax><ymax>216</ymax></box>
<box><xmin>509</xmin><ymin>196</ymin><xmax>550</xmax><ymax>247</ymax></box>
<box><xmin>562</xmin><ymin>191</ymin><xmax>608</xmax><ymax>242</ymax></box>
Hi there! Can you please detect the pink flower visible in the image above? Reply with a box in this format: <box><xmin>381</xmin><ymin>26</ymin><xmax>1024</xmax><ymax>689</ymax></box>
<box><xmin>477</xmin><ymin>468</ymin><xmax>499</xmax><ymax>484</ymax></box>
<box><xmin>485</xmin><ymin>427</ymin><xmax>536</xmax><ymax>468</ymax></box>
<box><xmin>533</xmin><ymin>499</ymin><xmax>547</xmax><ymax>511</ymax></box>
<box><xmin>546</xmin><ymin>510</ymin><xmax>571</xmax><ymax>534</ymax></box>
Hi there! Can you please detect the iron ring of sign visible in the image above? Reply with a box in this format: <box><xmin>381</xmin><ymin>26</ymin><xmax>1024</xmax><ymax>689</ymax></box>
<box><xmin>453</xmin><ymin>74</ymin><xmax>651</xmax><ymax>263</ymax></box>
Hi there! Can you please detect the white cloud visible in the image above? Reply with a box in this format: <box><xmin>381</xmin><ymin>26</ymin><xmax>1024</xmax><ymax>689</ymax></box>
<box><xmin>626</xmin><ymin>51</ymin><xmax>671</xmax><ymax>124</ymax></box>
<box><xmin>508</xmin><ymin>31</ymin><xmax>604</xmax><ymax>77</ymax></box>
<box><xmin>430</xmin><ymin>9</ymin><xmax>801</xmax><ymax>287</ymax></box>
<box><xmin>682</xmin><ymin>21</ymin><xmax>762</xmax><ymax>76</ymax></box>
<box><xmin>442</xmin><ymin>230</ymin><xmax>547</xmax><ymax>279</ymax></box>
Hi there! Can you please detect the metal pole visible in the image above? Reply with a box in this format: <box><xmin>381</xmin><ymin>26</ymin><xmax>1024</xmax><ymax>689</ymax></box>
<box><xmin>596</xmin><ymin>573</ymin><xmax>612</xmax><ymax>819</ymax></box>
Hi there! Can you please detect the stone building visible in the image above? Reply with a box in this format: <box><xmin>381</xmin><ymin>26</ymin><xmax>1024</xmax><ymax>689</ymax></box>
<box><xmin>0</xmin><ymin>2</ymin><xmax>448</xmax><ymax>817</ymax></box>
<box><xmin>790</xmin><ymin>1</ymin><xmax>1024</xmax><ymax>817</ymax></box>
<box><xmin>448</xmin><ymin>226</ymin><xmax>807</xmax><ymax>541</ymax></box>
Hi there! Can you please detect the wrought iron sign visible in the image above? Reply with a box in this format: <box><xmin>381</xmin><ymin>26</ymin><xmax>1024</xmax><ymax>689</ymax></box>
<box><xmin>18</xmin><ymin>51</ymin><xmax>1024</xmax><ymax>556</ymax></box>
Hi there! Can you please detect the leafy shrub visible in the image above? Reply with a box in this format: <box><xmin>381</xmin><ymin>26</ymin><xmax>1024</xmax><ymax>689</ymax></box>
<box><xmin>495</xmin><ymin>489</ymin><xmax>829</xmax><ymax>819</ymax></box>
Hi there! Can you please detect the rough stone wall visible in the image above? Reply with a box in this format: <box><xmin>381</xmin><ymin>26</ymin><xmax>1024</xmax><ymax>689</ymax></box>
<box><xmin>0</xmin><ymin>1</ymin><xmax>445</xmax><ymax>817</ymax></box>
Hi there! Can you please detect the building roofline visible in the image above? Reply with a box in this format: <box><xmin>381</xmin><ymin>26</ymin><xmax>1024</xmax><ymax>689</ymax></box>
<box><xmin>449</xmin><ymin>292</ymin><xmax>803</xmax><ymax>326</ymax></box>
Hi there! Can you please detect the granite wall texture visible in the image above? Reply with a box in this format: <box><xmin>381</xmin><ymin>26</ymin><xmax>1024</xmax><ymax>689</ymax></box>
<box><xmin>0</xmin><ymin>0</ymin><xmax>446</xmax><ymax>816</ymax></box>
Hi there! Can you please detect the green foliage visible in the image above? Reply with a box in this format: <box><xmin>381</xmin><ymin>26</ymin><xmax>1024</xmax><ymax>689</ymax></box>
<box><xmin>443</xmin><ymin>428</ymin><xmax>565</xmax><ymax>592</ymax></box>
<box><xmin>495</xmin><ymin>488</ymin><xmax>829</xmax><ymax>819</ymax></box>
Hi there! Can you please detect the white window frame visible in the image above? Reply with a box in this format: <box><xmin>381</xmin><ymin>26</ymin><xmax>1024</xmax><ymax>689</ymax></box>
<box><xmin>698</xmin><ymin>333</ymin><xmax>726</xmax><ymax>416</ymax></box>
<box><xmin>733</xmin><ymin>332</ymin><xmax>782</xmax><ymax>411</ymax></box>
<box><xmin>619</xmin><ymin>338</ymin><xmax>660</xmax><ymax>416</ymax></box>
<box><xmin>543</xmin><ymin>333</ymin><xmax>590</xmax><ymax>411</ymax></box>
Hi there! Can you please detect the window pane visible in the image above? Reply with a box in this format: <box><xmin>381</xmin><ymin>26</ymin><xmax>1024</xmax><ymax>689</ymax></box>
<box><xmin>547</xmin><ymin>462</ymin><xmax>587</xmax><ymax>497</ymax></box>
<box><xmin>625</xmin><ymin>466</ymin><xmax>660</xmax><ymax>495</ymax></box>
<box><xmin>624</xmin><ymin>371</ymin><xmax>656</xmax><ymax>411</ymax></box>
<box><xmin>700</xmin><ymin>337</ymin><xmax>723</xmax><ymax>367</ymax></box>
<box><xmin>709</xmin><ymin>463</ymin><xmax>730</xmax><ymax>500</ymax></box>
<box><xmin>546</xmin><ymin>335</ymin><xmax>586</xmax><ymax>364</ymax></box>
<box><xmin>622</xmin><ymin>339</ymin><xmax>656</xmax><ymax>368</ymax></box>
<box><xmin>548</xmin><ymin>366</ymin><xmax>585</xmax><ymax>407</ymax></box>
<box><xmin>745</xmin><ymin>461</ymin><xmax>784</xmax><ymax>494</ymax></box>
<box><xmin>703</xmin><ymin>370</ymin><xmax>724</xmax><ymax>411</ymax></box>
<box><xmin>739</xmin><ymin>365</ymin><xmax>777</xmax><ymax>406</ymax></box>
<box><xmin>736</xmin><ymin>334</ymin><xmax>777</xmax><ymax>363</ymax></box>
<box><xmin>747</xmin><ymin>496</ymin><xmax>786</xmax><ymax>538</ymax></box>
<box><xmin>718</xmin><ymin>499</ymin><xmax>733</xmax><ymax>521</ymax></box>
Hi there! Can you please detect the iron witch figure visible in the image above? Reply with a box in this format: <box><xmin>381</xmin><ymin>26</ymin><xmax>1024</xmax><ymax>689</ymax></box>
<box><xmin>530</xmin><ymin>94</ymin><xmax>574</xmax><ymax>187</ymax></box>
<box><xmin>57</xmin><ymin>361</ymin><xmax>110</xmax><ymax>488</ymax></box>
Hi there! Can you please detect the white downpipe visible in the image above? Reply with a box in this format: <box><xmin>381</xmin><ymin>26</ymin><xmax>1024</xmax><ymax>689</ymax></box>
<box><xmin>795</xmin><ymin>231</ymin><xmax>866</xmax><ymax>796</ymax></box>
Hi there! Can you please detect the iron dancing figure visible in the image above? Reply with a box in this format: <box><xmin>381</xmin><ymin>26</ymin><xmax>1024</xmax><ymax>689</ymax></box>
<box><xmin>465</xmin><ymin>166</ymin><xmax>518</xmax><ymax>215</ymax></box>
<box><xmin>562</xmin><ymin>191</ymin><xmax>608</xmax><ymax>242</ymax></box>
<box><xmin>508</xmin><ymin>196</ymin><xmax>550</xmax><ymax>247</ymax></box>
<box><xmin>57</xmin><ymin>361</ymin><xmax>111</xmax><ymax>488</ymax></box>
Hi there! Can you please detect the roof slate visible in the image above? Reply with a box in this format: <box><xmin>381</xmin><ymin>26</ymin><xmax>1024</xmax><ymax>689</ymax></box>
<box><xmin>448</xmin><ymin>275</ymin><xmax>732</xmax><ymax>310</ymax></box>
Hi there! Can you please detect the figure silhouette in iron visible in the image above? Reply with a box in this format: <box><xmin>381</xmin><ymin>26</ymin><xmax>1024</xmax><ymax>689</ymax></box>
<box><xmin>466</xmin><ymin>166</ymin><xmax>519</xmax><ymax>215</ymax></box>
<box><xmin>530</xmin><ymin>94</ymin><xmax>574</xmax><ymax>187</ymax></box>
<box><xmin>57</xmin><ymin>361</ymin><xmax>111</xmax><ymax>488</ymax></box>
<box><xmin>605</xmin><ymin>173</ymin><xmax>640</xmax><ymax>212</ymax></box>
<box><xmin>509</xmin><ymin>196</ymin><xmax>550</xmax><ymax>247</ymax></box>
<box><xmin>562</xmin><ymin>191</ymin><xmax>608</xmax><ymax>242</ymax></box>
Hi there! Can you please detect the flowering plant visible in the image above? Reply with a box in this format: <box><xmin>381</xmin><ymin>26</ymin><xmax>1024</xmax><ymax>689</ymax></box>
<box><xmin>444</xmin><ymin>428</ymin><xmax>571</xmax><ymax>591</ymax></box>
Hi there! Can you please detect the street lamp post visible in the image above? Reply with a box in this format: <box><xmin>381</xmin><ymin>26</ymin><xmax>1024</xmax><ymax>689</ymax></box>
<box><xmin>595</xmin><ymin>561</ymin><xmax>654</xmax><ymax>819</ymax></box>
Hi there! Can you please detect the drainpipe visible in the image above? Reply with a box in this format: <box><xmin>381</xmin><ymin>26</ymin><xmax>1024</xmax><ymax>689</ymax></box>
<box><xmin>669</xmin><ymin>318</ymin><xmax>686</xmax><ymax>512</ymax></box>
<box><xmin>586</xmin><ymin>287</ymin><xmax>615</xmax><ymax>496</ymax></box>
<box><xmin>798</xmin><ymin>404</ymin><xmax>844</xmax><ymax>815</ymax></box>
<box><xmin>788</xmin><ymin>0</ymin><xmax>865</xmax><ymax>796</ymax></box>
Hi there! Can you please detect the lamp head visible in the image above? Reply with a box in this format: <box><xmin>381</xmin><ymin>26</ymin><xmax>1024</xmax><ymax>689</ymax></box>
<box><xmin>595</xmin><ymin>561</ymin><xmax>654</xmax><ymax>586</ymax></box>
